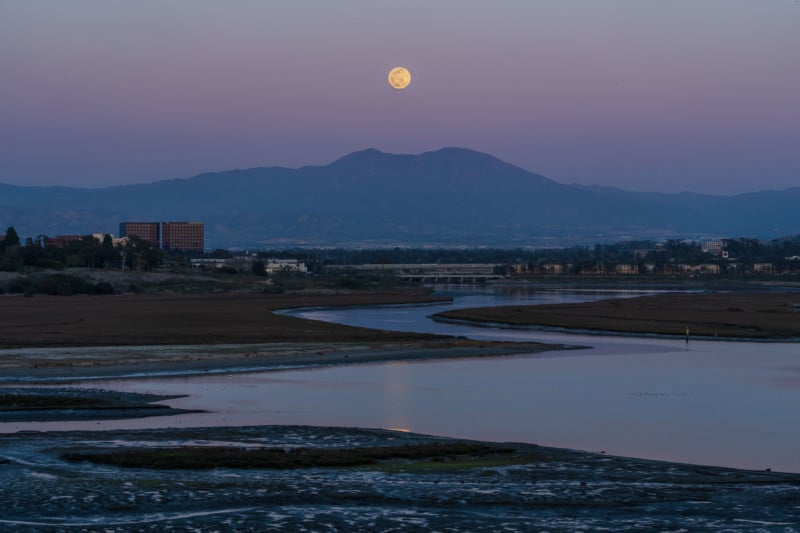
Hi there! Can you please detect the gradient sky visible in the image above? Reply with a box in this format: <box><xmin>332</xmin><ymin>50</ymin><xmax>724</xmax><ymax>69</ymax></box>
<box><xmin>1</xmin><ymin>1</ymin><xmax>798</xmax><ymax>193</ymax></box>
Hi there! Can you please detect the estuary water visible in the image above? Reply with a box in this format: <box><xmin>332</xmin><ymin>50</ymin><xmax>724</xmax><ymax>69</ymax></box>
<box><xmin>6</xmin><ymin>285</ymin><xmax>800</xmax><ymax>472</ymax></box>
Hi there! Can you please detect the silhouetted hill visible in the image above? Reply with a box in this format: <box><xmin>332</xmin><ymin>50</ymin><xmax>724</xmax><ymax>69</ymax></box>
<box><xmin>1</xmin><ymin>148</ymin><xmax>798</xmax><ymax>248</ymax></box>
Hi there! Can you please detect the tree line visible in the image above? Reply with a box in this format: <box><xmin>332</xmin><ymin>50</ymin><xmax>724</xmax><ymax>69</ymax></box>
<box><xmin>3</xmin><ymin>224</ymin><xmax>799</xmax><ymax>276</ymax></box>
<box><xmin>0</xmin><ymin>227</ymin><xmax>162</xmax><ymax>272</ymax></box>
<box><xmin>255</xmin><ymin>237</ymin><xmax>800</xmax><ymax>274</ymax></box>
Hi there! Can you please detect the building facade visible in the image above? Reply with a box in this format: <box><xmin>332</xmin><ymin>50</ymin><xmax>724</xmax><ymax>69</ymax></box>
<box><xmin>119</xmin><ymin>222</ymin><xmax>160</xmax><ymax>245</ymax></box>
<box><xmin>162</xmin><ymin>222</ymin><xmax>204</xmax><ymax>252</ymax></box>
<box><xmin>702</xmin><ymin>241</ymin><xmax>725</xmax><ymax>255</ymax></box>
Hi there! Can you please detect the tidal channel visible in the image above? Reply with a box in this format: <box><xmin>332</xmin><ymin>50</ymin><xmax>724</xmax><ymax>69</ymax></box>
<box><xmin>6</xmin><ymin>285</ymin><xmax>800</xmax><ymax>472</ymax></box>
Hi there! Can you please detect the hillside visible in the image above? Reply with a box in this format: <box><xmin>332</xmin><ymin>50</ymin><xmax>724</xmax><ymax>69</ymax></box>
<box><xmin>1</xmin><ymin>148</ymin><xmax>798</xmax><ymax>247</ymax></box>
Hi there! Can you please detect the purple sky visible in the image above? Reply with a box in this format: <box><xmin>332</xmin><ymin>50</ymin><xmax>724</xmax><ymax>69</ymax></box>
<box><xmin>1</xmin><ymin>1</ymin><xmax>798</xmax><ymax>193</ymax></box>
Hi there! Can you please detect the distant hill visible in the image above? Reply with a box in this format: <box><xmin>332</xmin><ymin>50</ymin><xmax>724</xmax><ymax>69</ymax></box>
<box><xmin>1</xmin><ymin>147</ymin><xmax>798</xmax><ymax>248</ymax></box>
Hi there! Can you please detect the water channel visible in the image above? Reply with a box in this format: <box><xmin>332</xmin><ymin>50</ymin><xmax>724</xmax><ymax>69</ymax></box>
<box><xmin>6</xmin><ymin>285</ymin><xmax>800</xmax><ymax>473</ymax></box>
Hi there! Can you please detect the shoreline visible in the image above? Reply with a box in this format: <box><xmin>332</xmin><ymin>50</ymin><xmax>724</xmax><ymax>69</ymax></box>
<box><xmin>0</xmin><ymin>290</ymin><xmax>580</xmax><ymax>383</ymax></box>
<box><xmin>0</xmin><ymin>291</ymin><xmax>451</xmax><ymax>350</ymax></box>
<box><xmin>432</xmin><ymin>315</ymin><xmax>800</xmax><ymax>343</ymax></box>
<box><xmin>0</xmin><ymin>339</ymin><xmax>578</xmax><ymax>383</ymax></box>
<box><xmin>434</xmin><ymin>291</ymin><xmax>800</xmax><ymax>341</ymax></box>
<box><xmin>2</xmin><ymin>424</ymin><xmax>798</xmax><ymax>530</ymax></box>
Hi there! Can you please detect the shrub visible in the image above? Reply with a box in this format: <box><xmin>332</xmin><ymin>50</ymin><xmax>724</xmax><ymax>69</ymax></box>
<box><xmin>7</xmin><ymin>278</ymin><xmax>33</xmax><ymax>294</ymax></box>
<box><xmin>55</xmin><ymin>282</ymin><xmax>74</xmax><ymax>296</ymax></box>
<box><xmin>262</xmin><ymin>286</ymin><xmax>284</xmax><ymax>294</ymax></box>
<box><xmin>35</xmin><ymin>274</ymin><xmax>96</xmax><ymax>296</ymax></box>
<box><xmin>95</xmin><ymin>282</ymin><xmax>114</xmax><ymax>295</ymax></box>
<box><xmin>337</xmin><ymin>277</ymin><xmax>364</xmax><ymax>290</ymax></box>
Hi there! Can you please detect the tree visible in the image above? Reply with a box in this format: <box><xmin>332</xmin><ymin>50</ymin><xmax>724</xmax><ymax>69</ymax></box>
<box><xmin>4</xmin><ymin>227</ymin><xmax>20</xmax><ymax>248</ymax></box>
<box><xmin>251</xmin><ymin>260</ymin><xmax>267</xmax><ymax>276</ymax></box>
<box><xmin>99</xmin><ymin>234</ymin><xmax>117</xmax><ymax>268</ymax></box>
<box><xmin>121</xmin><ymin>236</ymin><xmax>163</xmax><ymax>271</ymax></box>
<box><xmin>209</xmin><ymin>248</ymin><xmax>232</xmax><ymax>259</ymax></box>
<box><xmin>0</xmin><ymin>226</ymin><xmax>23</xmax><ymax>271</ymax></box>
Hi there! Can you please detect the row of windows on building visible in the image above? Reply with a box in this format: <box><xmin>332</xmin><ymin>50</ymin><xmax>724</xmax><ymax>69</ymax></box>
<box><xmin>119</xmin><ymin>222</ymin><xmax>204</xmax><ymax>252</ymax></box>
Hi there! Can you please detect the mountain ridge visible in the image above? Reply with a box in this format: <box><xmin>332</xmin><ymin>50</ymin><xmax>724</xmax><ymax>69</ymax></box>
<box><xmin>1</xmin><ymin>148</ymin><xmax>797</xmax><ymax>248</ymax></box>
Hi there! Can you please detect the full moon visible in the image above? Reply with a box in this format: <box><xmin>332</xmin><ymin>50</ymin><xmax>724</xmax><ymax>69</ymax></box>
<box><xmin>388</xmin><ymin>66</ymin><xmax>411</xmax><ymax>89</ymax></box>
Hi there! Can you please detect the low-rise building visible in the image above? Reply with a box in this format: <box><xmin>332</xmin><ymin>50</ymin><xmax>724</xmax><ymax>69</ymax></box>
<box><xmin>265</xmin><ymin>259</ymin><xmax>308</xmax><ymax>274</ymax></box>
<box><xmin>753</xmin><ymin>263</ymin><xmax>774</xmax><ymax>273</ymax></box>
<box><xmin>190</xmin><ymin>258</ymin><xmax>227</xmax><ymax>270</ymax></box>
<box><xmin>615</xmin><ymin>264</ymin><xmax>639</xmax><ymax>275</ymax></box>
<box><xmin>46</xmin><ymin>235</ymin><xmax>93</xmax><ymax>247</ymax></box>
<box><xmin>702</xmin><ymin>241</ymin><xmax>725</xmax><ymax>255</ymax></box>
<box><xmin>677</xmin><ymin>263</ymin><xmax>720</xmax><ymax>274</ymax></box>
<box><xmin>542</xmin><ymin>263</ymin><xmax>563</xmax><ymax>275</ymax></box>
<box><xmin>512</xmin><ymin>263</ymin><xmax>529</xmax><ymax>275</ymax></box>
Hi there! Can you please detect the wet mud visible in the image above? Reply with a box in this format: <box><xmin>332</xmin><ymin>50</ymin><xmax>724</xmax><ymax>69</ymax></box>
<box><xmin>0</xmin><ymin>388</ymin><xmax>200</xmax><ymax>422</ymax></box>
<box><xmin>1</xmin><ymin>425</ymin><xmax>798</xmax><ymax>531</ymax></box>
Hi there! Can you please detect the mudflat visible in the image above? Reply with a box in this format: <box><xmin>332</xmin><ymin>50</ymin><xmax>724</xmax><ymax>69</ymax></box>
<box><xmin>434</xmin><ymin>291</ymin><xmax>800</xmax><ymax>340</ymax></box>
<box><xmin>0</xmin><ymin>290</ymin><xmax>565</xmax><ymax>378</ymax></box>
<box><xmin>0</xmin><ymin>387</ymin><xmax>199</xmax><ymax>422</ymax></box>
<box><xmin>3</xmin><ymin>425</ymin><xmax>798</xmax><ymax>530</ymax></box>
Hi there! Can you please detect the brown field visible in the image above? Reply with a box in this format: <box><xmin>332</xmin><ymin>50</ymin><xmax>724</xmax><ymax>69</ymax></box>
<box><xmin>435</xmin><ymin>292</ymin><xmax>800</xmax><ymax>340</ymax></box>
<box><xmin>0</xmin><ymin>290</ymin><xmax>446</xmax><ymax>349</ymax></box>
<box><xmin>0</xmin><ymin>290</ymin><xmax>564</xmax><ymax>377</ymax></box>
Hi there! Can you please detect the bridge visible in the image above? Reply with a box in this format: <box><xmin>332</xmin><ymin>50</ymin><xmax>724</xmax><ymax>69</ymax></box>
<box><xmin>327</xmin><ymin>263</ymin><xmax>504</xmax><ymax>283</ymax></box>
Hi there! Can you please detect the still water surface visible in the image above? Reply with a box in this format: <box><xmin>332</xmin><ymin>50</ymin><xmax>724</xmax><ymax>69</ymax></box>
<box><xmin>7</xmin><ymin>285</ymin><xmax>800</xmax><ymax>472</ymax></box>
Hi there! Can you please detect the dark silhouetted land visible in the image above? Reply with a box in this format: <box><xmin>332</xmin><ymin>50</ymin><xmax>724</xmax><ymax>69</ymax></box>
<box><xmin>4</xmin><ymin>425</ymin><xmax>798</xmax><ymax>530</ymax></box>
<box><xmin>435</xmin><ymin>292</ymin><xmax>800</xmax><ymax>339</ymax></box>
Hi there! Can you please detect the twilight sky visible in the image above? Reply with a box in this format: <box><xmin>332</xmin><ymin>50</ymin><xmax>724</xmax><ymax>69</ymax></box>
<box><xmin>1</xmin><ymin>1</ymin><xmax>798</xmax><ymax>194</ymax></box>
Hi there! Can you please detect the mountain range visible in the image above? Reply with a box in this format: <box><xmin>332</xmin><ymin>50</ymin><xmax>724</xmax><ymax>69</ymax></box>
<box><xmin>1</xmin><ymin>147</ymin><xmax>798</xmax><ymax>248</ymax></box>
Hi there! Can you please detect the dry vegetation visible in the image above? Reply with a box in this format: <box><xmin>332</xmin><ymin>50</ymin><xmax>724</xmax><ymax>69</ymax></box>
<box><xmin>0</xmin><ymin>291</ymin><xmax>446</xmax><ymax>348</ymax></box>
<box><xmin>436</xmin><ymin>292</ymin><xmax>800</xmax><ymax>339</ymax></box>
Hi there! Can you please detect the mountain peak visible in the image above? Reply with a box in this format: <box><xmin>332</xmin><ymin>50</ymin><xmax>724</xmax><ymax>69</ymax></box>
<box><xmin>422</xmin><ymin>147</ymin><xmax>500</xmax><ymax>161</ymax></box>
<box><xmin>328</xmin><ymin>148</ymin><xmax>389</xmax><ymax>166</ymax></box>
<box><xmin>328</xmin><ymin>146</ymin><xmax>505</xmax><ymax>172</ymax></box>
<box><xmin>3</xmin><ymin>147</ymin><xmax>798</xmax><ymax>248</ymax></box>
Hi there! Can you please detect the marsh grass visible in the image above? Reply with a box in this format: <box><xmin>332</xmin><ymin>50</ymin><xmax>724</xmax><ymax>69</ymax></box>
<box><xmin>436</xmin><ymin>292</ymin><xmax>800</xmax><ymax>339</ymax></box>
<box><xmin>0</xmin><ymin>394</ymin><xmax>117</xmax><ymax>411</ymax></box>
<box><xmin>60</xmin><ymin>442</ymin><xmax>516</xmax><ymax>470</ymax></box>
<box><xmin>0</xmin><ymin>291</ymin><xmax>446</xmax><ymax>348</ymax></box>
<box><xmin>375</xmin><ymin>453</ymin><xmax>536</xmax><ymax>473</ymax></box>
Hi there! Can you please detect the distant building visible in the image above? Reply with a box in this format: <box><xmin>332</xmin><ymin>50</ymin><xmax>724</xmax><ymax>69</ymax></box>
<box><xmin>678</xmin><ymin>263</ymin><xmax>721</xmax><ymax>275</ymax></box>
<box><xmin>615</xmin><ymin>264</ymin><xmax>639</xmax><ymax>275</ymax></box>
<box><xmin>753</xmin><ymin>263</ymin><xmax>774</xmax><ymax>274</ymax></box>
<box><xmin>162</xmin><ymin>222</ymin><xmax>204</xmax><ymax>252</ymax></box>
<box><xmin>46</xmin><ymin>235</ymin><xmax>89</xmax><ymax>247</ymax></box>
<box><xmin>119</xmin><ymin>222</ymin><xmax>160</xmax><ymax>245</ymax></box>
<box><xmin>542</xmin><ymin>263</ymin><xmax>563</xmax><ymax>275</ymax></box>
<box><xmin>512</xmin><ymin>263</ymin><xmax>529</xmax><ymax>275</ymax></box>
<box><xmin>264</xmin><ymin>259</ymin><xmax>308</xmax><ymax>274</ymax></box>
<box><xmin>702</xmin><ymin>241</ymin><xmax>725</xmax><ymax>255</ymax></box>
<box><xmin>190</xmin><ymin>258</ymin><xmax>227</xmax><ymax>270</ymax></box>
